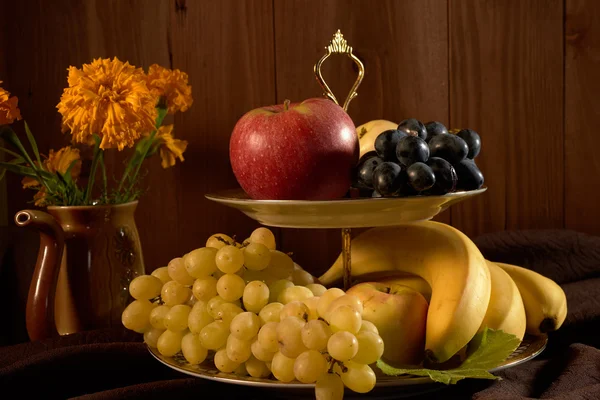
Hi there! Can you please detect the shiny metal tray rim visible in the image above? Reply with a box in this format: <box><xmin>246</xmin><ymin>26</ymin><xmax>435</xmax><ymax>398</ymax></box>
<box><xmin>147</xmin><ymin>333</ymin><xmax>547</xmax><ymax>389</ymax></box>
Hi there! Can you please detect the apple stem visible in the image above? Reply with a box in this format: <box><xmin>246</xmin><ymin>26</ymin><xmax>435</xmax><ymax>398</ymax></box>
<box><xmin>283</xmin><ymin>99</ymin><xmax>290</xmax><ymax>111</ymax></box>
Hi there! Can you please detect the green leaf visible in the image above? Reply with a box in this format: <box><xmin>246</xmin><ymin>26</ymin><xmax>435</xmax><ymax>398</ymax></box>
<box><xmin>24</xmin><ymin>121</ymin><xmax>43</xmax><ymax>169</ymax></box>
<box><xmin>0</xmin><ymin>125</ymin><xmax>55</xmax><ymax>195</ymax></box>
<box><xmin>0</xmin><ymin>146</ymin><xmax>25</xmax><ymax>160</ymax></box>
<box><xmin>376</xmin><ymin>328</ymin><xmax>521</xmax><ymax>385</ymax></box>
<box><xmin>461</xmin><ymin>328</ymin><xmax>521</xmax><ymax>370</ymax></box>
<box><xmin>0</xmin><ymin>126</ymin><xmax>35</xmax><ymax>167</ymax></box>
<box><xmin>2</xmin><ymin>155</ymin><xmax>25</xmax><ymax>165</ymax></box>
<box><xmin>60</xmin><ymin>158</ymin><xmax>79</xmax><ymax>186</ymax></box>
<box><xmin>0</xmin><ymin>162</ymin><xmax>38</xmax><ymax>177</ymax></box>
<box><xmin>0</xmin><ymin>157</ymin><xmax>25</xmax><ymax>180</ymax></box>
<box><xmin>0</xmin><ymin>161</ymin><xmax>55</xmax><ymax>181</ymax></box>
<box><xmin>37</xmin><ymin>169</ymin><xmax>56</xmax><ymax>180</ymax></box>
<box><xmin>0</xmin><ymin>161</ymin><xmax>46</xmax><ymax>179</ymax></box>
<box><xmin>7</xmin><ymin>157</ymin><xmax>24</xmax><ymax>164</ymax></box>
<box><xmin>376</xmin><ymin>365</ymin><xmax>498</xmax><ymax>385</ymax></box>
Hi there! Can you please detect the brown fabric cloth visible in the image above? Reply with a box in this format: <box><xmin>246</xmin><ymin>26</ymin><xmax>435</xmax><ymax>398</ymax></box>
<box><xmin>1</xmin><ymin>229</ymin><xmax>599</xmax><ymax>400</ymax></box>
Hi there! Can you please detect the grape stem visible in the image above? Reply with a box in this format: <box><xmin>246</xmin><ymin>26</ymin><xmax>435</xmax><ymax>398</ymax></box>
<box><xmin>327</xmin><ymin>358</ymin><xmax>336</xmax><ymax>373</ymax></box>
<box><xmin>215</xmin><ymin>235</ymin><xmax>234</xmax><ymax>246</ymax></box>
<box><xmin>325</xmin><ymin>357</ymin><xmax>346</xmax><ymax>374</ymax></box>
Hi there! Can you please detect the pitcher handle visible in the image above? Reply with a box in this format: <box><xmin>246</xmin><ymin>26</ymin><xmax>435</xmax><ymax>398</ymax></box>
<box><xmin>15</xmin><ymin>209</ymin><xmax>65</xmax><ymax>341</ymax></box>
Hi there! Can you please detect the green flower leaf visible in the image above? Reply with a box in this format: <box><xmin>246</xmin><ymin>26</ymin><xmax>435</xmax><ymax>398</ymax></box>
<box><xmin>0</xmin><ymin>161</ymin><xmax>43</xmax><ymax>179</ymax></box>
<box><xmin>0</xmin><ymin>157</ymin><xmax>26</xmax><ymax>181</ymax></box>
<box><xmin>376</xmin><ymin>328</ymin><xmax>522</xmax><ymax>385</ymax></box>
<box><xmin>0</xmin><ymin>145</ymin><xmax>24</xmax><ymax>160</ymax></box>
<box><xmin>1</xmin><ymin>125</ymin><xmax>54</xmax><ymax>197</ymax></box>
<box><xmin>24</xmin><ymin>121</ymin><xmax>43</xmax><ymax>169</ymax></box>
<box><xmin>0</xmin><ymin>126</ymin><xmax>34</xmax><ymax>166</ymax></box>
<box><xmin>57</xmin><ymin>159</ymin><xmax>79</xmax><ymax>186</ymax></box>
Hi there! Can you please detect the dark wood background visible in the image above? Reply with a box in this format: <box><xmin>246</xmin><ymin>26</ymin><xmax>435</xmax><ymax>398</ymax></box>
<box><xmin>1</xmin><ymin>0</ymin><xmax>598</xmax><ymax>278</ymax></box>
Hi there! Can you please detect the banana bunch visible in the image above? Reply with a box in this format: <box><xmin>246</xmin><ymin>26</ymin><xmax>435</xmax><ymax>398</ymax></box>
<box><xmin>319</xmin><ymin>221</ymin><xmax>568</xmax><ymax>364</ymax></box>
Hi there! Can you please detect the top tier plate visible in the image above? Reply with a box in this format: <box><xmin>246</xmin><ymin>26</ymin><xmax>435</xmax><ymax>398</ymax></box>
<box><xmin>205</xmin><ymin>187</ymin><xmax>487</xmax><ymax>229</ymax></box>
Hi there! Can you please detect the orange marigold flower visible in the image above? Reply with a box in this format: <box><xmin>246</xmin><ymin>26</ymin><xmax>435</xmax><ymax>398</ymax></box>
<box><xmin>21</xmin><ymin>146</ymin><xmax>82</xmax><ymax>206</ymax></box>
<box><xmin>45</xmin><ymin>146</ymin><xmax>82</xmax><ymax>178</ymax></box>
<box><xmin>32</xmin><ymin>189</ymin><xmax>48</xmax><ymax>207</ymax></box>
<box><xmin>21</xmin><ymin>169</ymin><xmax>42</xmax><ymax>190</ymax></box>
<box><xmin>0</xmin><ymin>81</ymin><xmax>22</xmax><ymax>125</ymax></box>
<box><xmin>146</xmin><ymin>64</ymin><xmax>193</xmax><ymax>114</ymax></box>
<box><xmin>155</xmin><ymin>124</ymin><xmax>188</xmax><ymax>169</ymax></box>
<box><xmin>56</xmin><ymin>57</ymin><xmax>158</xmax><ymax>151</ymax></box>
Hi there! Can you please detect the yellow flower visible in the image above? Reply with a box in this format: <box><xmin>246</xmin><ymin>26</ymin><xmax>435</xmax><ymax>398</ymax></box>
<box><xmin>21</xmin><ymin>166</ymin><xmax>42</xmax><ymax>190</ymax></box>
<box><xmin>0</xmin><ymin>81</ymin><xmax>22</xmax><ymax>125</ymax></box>
<box><xmin>146</xmin><ymin>64</ymin><xmax>193</xmax><ymax>114</ymax></box>
<box><xmin>45</xmin><ymin>146</ymin><xmax>82</xmax><ymax>177</ymax></box>
<box><xmin>31</xmin><ymin>190</ymin><xmax>47</xmax><ymax>207</ymax></box>
<box><xmin>155</xmin><ymin>124</ymin><xmax>188</xmax><ymax>168</ymax></box>
<box><xmin>22</xmin><ymin>146</ymin><xmax>82</xmax><ymax>206</ymax></box>
<box><xmin>56</xmin><ymin>57</ymin><xmax>158</xmax><ymax>151</ymax></box>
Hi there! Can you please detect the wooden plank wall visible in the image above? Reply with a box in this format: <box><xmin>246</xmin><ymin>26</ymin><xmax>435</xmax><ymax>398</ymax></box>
<box><xmin>1</xmin><ymin>0</ymin><xmax>598</xmax><ymax>277</ymax></box>
<box><xmin>565</xmin><ymin>0</ymin><xmax>600</xmax><ymax>235</ymax></box>
<box><xmin>449</xmin><ymin>0</ymin><xmax>565</xmax><ymax>236</ymax></box>
<box><xmin>0</xmin><ymin>5</ymin><xmax>7</xmax><ymax>227</ymax></box>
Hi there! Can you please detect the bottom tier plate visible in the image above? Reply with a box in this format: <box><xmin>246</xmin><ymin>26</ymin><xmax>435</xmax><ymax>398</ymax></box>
<box><xmin>148</xmin><ymin>334</ymin><xmax>547</xmax><ymax>398</ymax></box>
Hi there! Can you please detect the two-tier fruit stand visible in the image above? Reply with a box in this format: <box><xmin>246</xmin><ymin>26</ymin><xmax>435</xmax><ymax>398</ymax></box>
<box><xmin>149</xmin><ymin>30</ymin><xmax>548</xmax><ymax>398</ymax></box>
<box><xmin>206</xmin><ymin>29</ymin><xmax>490</xmax><ymax>293</ymax></box>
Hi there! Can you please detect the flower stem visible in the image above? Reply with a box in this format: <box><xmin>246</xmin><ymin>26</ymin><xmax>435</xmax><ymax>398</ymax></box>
<box><xmin>117</xmin><ymin>158</ymin><xmax>133</xmax><ymax>194</ymax></box>
<box><xmin>122</xmin><ymin>131</ymin><xmax>156</xmax><ymax>202</ymax></box>
<box><xmin>84</xmin><ymin>137</ymin><xmax>102</xmax><ymax>205</ymax></box>
<box><xmin>99</xmin><ymin>150</ymin><xmax>108</xmax><ymax>203</ymax></box>
<box><xmin>120</xmin><ymin>107</ymin><xmax>168</xmax><ymax>202</ymax></box>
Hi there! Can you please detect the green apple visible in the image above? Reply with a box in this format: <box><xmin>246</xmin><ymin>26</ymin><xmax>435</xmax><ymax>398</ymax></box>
<box><xmin>346</xmin><ymin>281</ymin><xmax>428</xmax><ymax>367</ymax></box>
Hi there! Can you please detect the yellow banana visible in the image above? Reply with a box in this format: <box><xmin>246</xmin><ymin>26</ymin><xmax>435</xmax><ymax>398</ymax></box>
<box><xmin>479</xmin><ymin>261</ymin><xmax>526</xmax><ymax>340</ymax></box>
<box><xmin>319</xmin><ymin>221</ymin><xmax>491</xmax><ymax>363</ymax></box>
<box><xmin>356</xmin><ymin>119</ymin><xmax>398</xmax><ymax>159</ymax></box>
<box><xmin>495</xmin><ymin>262</ymin><xmax>567</xmax><ymax>336</ymax></box>
<box><xmin>351</xmin><ymin>263</ymin><xmax>526</xmax><ymax>340</ymax></box>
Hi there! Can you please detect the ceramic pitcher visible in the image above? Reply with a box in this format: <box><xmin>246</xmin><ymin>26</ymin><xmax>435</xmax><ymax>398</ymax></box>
<box><xmin>14</xmin><ymin>201</ymin><xmax>145</xmax><ymax>341</ymax></box>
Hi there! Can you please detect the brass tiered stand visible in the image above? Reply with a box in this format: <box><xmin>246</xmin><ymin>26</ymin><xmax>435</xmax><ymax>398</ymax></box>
<box><xmin>150</xmin><ymin>30</ymin><xmax>547</xmax><ymax>397</ymax></box>
<box><xmin>206</xmin><ymin>29</ymin><xmax>487</xmax><ymax>292</ymax></box>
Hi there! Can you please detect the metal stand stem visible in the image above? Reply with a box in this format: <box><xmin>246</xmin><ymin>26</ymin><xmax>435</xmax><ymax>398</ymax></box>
<box><xmin>342</xmin><ymin>228</ymin><xmax>352</xmax><ymax>290</ymax></box>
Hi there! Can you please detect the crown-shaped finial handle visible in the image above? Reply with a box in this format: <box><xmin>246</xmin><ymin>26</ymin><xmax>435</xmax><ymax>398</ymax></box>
<box><xmin>314</xmin><ymin>30</ymin><xmax>365</xmax><ymax>112</ymax></box>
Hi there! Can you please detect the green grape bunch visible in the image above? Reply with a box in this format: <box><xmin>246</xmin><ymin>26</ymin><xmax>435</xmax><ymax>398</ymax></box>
<box><xmin>121</xmin><ymin>227</ymin><xmax>385</xmax><ymax>400</ymax></box>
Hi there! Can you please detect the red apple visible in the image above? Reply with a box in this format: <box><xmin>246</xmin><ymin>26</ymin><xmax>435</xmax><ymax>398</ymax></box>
<box><xmin>229</xmin><ymin>98</ymin><xmax>358</xmax><ymax>200</ymax></box>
